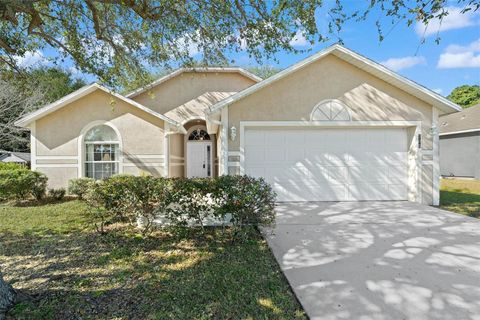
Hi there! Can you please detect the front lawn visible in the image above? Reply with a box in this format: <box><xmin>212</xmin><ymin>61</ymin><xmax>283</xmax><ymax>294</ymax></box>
<box><xmin>440</xmin><ymin>178</ymin><xmax>480</xmax><ymax>218</ymax></box>
<box><xmin>0</xmin><ymin>200</ymin><xmax>305</xmax><ymax>319</ymax></box>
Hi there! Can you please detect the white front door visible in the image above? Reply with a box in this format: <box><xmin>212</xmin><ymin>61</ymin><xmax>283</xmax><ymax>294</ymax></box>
<box><xmin>187</xmin><ymin>141</ymin><xmax>213</xmax><ymax>178</ymax></box>
<box><xmin>244</xmin><ymin>127</ymin><xmax>409</xmax><ymax>202</ymax></box>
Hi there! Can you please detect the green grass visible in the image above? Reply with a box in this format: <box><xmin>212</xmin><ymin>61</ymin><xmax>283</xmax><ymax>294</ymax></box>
<box><xmin>440</xmin><ymin>179</ymin><xmax>480</xmax><ymax>218</ymax></box>
<box><xmin>0</xmin><ymin>200</ymin><xmax>305</xmax><ymax>319</ymax></box>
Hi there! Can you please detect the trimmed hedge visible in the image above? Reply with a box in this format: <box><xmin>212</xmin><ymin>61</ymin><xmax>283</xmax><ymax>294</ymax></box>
<box><xmin>0</xmin><ymin>163</ymin><xmax>25</xmax><ymax>171</ymax></box>
<box><xmin>0</xmin><ymin>169</ymin><xmax>48</xmax><ymax>201</ymax></box>
<box><xmin>82</xmin><ymin>175</ymin><xmax>276</xmax><ymax>238</ymax></box>
<box><xmin>68</xmin><ymin>178</ymin><xmax>95</xmax><ymax>199</ymax></box>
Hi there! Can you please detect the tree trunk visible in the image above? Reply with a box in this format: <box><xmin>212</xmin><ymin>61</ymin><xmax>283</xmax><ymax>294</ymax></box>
<box><xmin>0</xmin><ymin>271</ymin><xmax>15</xmax><ymax>320</ymax></box>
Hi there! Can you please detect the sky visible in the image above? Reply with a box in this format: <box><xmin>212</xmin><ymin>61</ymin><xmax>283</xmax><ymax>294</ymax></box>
<box><xmin>15</xmin><ymin>2</ymin><xmax>480</xmax><ymax>97</ymax></box>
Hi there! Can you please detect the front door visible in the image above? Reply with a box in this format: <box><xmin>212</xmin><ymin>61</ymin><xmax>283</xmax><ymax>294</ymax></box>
<box><xmin>186</xmin><ymin>141</ymin><xmax>213</xmax><ymax>178</ymax></box>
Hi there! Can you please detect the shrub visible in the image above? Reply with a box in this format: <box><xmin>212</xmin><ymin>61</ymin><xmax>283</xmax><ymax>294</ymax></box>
<box><xmin>49</xmin><ymin>188</ymin><xmax>66</xmax><ymax>201</ymax></box>
<box><xmin>85</xmin><ymin>175</ymin><xmax>172</xmax><ymax>234</ymax></box>
<box><xmin>84</xmin><ymin>175</ymin><xmax>135</xmax><ymax>232</ymax></box>
<box><xmin>68</xmin><ymin>178</ymin><xmax>95</xmax><ymax>199</ymax></box>
<box><xmin>31</xmin><ymin>171</ymin><xmax>48</xmax><ymax>201</ymax></box>
<box><xmin>0</xmin><ymin>163</ymin><xmax>25</xmax><ymax>171</ymax></box>
<box><xmin>127</xmin><ymin>175</ymin><xmax>172</xmax><ymax>233</ymax></box>
<box><xmin>214</xmin><ymin>175</ymin><xmax>276</xmax><ymax>240</ymax></box>
<box><xmin>165</xmin><ymin>178</ymin><xmax>218</xmax><ymax>230</ymax></box>
<box><xmin>0</xmin><ymin>169</ymin><xmax>47</xmax><ymax>201</ymax></box>
<box><xmin>81</xmin><ymin>174</ymin><xmax>276</xmax><ymax>239</ymax></box>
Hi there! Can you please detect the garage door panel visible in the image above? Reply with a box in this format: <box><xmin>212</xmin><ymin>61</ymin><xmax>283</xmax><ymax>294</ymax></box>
<box><xmin>388</xmin><ymin>184</ymin><xmax>408</xmax><ymax>200</ymax></box>
<box><xmin>265</xmin><ymin>147</ymin><xmax>286</xmax><ymax>162</ymax></box>
<box><xmin>265</xmin><ymin>131</ymin><xmax>285</xmax><ymax>145</ymax></box>
<box><xmin>286</xmin><ymin>146</ymin><xmax>306</xmax><ymax>162</ymax></box>
<box><xmin>244</xmin><ymin>127</ymin><xmax>408</xmax><ymax>202</ymax></box>
<box><xmin>244</xmin><ymin>130</ymin><xmax>265</xmax><ymax>146</ymax></box>
<box><xmin>349</xmin><ymin>165</ymin><xmax>388</xmax><ymax>183</ymax></box>
<box><xmin>349</xmin><ymin>183</ymin><xmax>389</xmax><ymax>201</ymax></box>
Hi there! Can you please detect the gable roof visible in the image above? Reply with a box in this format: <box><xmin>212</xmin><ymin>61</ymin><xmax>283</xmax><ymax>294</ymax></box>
<box><xmin>15</xmin><ymin>83</ymin><xmax>181</xmax><ymax>128</ymax></box>
<box><xmin>440</xmin><ymin>104</ymin><xmax>480</xmax><ymax>136</ymax></box>
<box><xmin>165</xmin><ymin>91</ymin><xmax>237</xmax><ymax>124</ymax></box>
<box><xmin>0</xmin><ymin>152</ymin><xmax>30</xmax><ymax>163</ymax></box>
<box><xmin>125</xmin><ymin>67</ymin><xmax>262</xmax><ymax>98</ymax></box>
<box><xmin>206</xmin><ymin>44</ymin><xmax>462</xmax><ymax>116</ymax></box>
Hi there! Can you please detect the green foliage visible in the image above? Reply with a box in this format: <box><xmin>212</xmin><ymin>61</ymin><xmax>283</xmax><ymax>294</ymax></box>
<box><xmin>0</xmin><ymin>162</ymin><xmax>24</xmax><ymax>170</ymax></box>
<box><xmin>48</xmin><ymin>188</ymin><xmax>66</xmax><ymax>201</ymax></box>
<box><xmin>246</xmin><ymin>65</ymin><xmax>281</xmax><ymax>80</ymax></box>
<box><xmin>80</xmin><ymin>175</ymin><xmax>276</xmax><ymax>240</ymax></box>
<box><xmin>215</xmin><ymin>175</ymin><xmax>276</xmax><ymax>240</ymax></box>
<box><xmin>25</xmin><ymin>67</ymin><xmax>86</xmax><ymax>104</ymax></box>
<box><xmin>0</xmin><ymin>169</ymin><xmax>47</xmax><ymax>201</ymax></box>
<box><xmin>68</xmin><ymin>178</ymin><xmax>95</xmax><ymax>199</ymax></box>
<box><xmin>165</xmin><ymin>178</ymin><xmax>218</xmax><ymax>229</ymax></box>
<box><xmin>447</xmin><ymin>85</ymin><xmax>480</xmax><ymax>108</ymax></box>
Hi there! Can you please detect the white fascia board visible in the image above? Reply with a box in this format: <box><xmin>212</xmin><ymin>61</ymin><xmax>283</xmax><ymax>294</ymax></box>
<box><xmin>93</xmin><ymin>84</ymin><xmax>180</xmax><ymax>127</ymax></box>
<box><xmin>332</xmin><ymin>45</ymin><xmax>462</xmax><ymax>114</ymax></box>
<box><xmin>15</xmin><ymin>83</ymin><xmax>181</xmax><ymax>129</ymax></box>
<box><xmin>206</xmin><ymin>44</ymin><xmax>462</xmax><ymax>115</ymax></box>
<box><xmin>206</xmin><ymin>45</ymin><xmax>338</xmax><ymax>115</ymax></box>
<box><xmin>125</xmin><ymin>67</ymin><xmax>262</xmax><ymax>98</ymax></box>
<box><xmin>439</xmin><ymin>128</ymin><xmax>480</xmax><ymax>136</ymax></box>
<box><xmin>15</xmin><ymin>84</ymin><xmax>98</xmax><ymax>127</ymax></box>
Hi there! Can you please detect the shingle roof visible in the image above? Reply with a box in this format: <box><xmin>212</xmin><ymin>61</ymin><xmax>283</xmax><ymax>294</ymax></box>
<box><xmin>440</xmin><ymin>104</ymin><xmax>480</xmax><ymax>135</ymax></box>
<box><xmin>0</xmin><ymin>152</ymin><xmax>31</xmax><ymax>163</ymax></box>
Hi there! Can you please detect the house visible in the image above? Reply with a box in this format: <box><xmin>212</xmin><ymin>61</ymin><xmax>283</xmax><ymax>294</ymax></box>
<box><xmin>15</xmin><ymin>44</ymin><xmax>461</xmax><ymax>205</ymax></box>
<box><xmin>440</xmin><ymin>104</ymin><xmax>480</xmax><ymax>179</ymax></box>
<box><xmin>0</xmin><ymin>152</ymin><xmax>31</xmax><ymax>167</ymax></box>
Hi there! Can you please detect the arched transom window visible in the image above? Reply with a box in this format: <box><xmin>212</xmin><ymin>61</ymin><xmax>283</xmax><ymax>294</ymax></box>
<box><xmin>84</xmin><ymin>125</ymin><xmax>119</xmax><ymax>179</ymax></box>
<box><xmin>310</xmin><ymin>99</ymin><xmax>351</xmax><ymax>121</ymax></box>
<box><xmin>188</xmin><ymin>128</ymin><xmax>210</xmax><ymax>141</ymax></box>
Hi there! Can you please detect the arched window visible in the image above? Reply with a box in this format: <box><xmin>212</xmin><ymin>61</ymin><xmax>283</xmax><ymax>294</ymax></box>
<box><xmin>311</xmin><ymin>99</ymin><xmax>351</xmax><ymax>121</ymax></box>
<box><xmin>84</xmin><ymin>125</ymin><xmax>119</xmax><ymax>179</ymax></box>
<box><xmin>188</xmin><ymin>128</ymin><xmax>210</xmax><ymax>141</ymax></box>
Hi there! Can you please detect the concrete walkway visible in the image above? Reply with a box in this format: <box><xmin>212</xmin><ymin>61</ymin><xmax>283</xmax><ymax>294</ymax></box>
<box><xmin>263</xmin><ymin>202</ymin><xmax>480</xmax><ymax>320</ymax></box>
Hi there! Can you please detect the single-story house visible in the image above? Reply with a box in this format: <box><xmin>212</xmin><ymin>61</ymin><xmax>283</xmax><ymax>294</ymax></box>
<box><xmin>0</xmin><ymin>152</ymin><xmax>31</xmax><ymax>167</ymax></box>
<box><xmin>440</xmin><ymin>103</ymin><xmax>480</xmax><ymax>179</ymax></box>
<box><xmin>15</xmin><ymin>44</ymin><xmax>461</xmax><ymax>205</ymax></box>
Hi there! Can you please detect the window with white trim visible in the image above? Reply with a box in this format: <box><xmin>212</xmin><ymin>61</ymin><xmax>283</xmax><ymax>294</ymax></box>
<box><xmin>311</xmin><ymin>99</ymin><xmax>351</xmax><ymax>121</ymax></box>
<box><xmin>84</xmin><ymin>125</ymin><xmax>119</xmax><ymax>179</ymax></box>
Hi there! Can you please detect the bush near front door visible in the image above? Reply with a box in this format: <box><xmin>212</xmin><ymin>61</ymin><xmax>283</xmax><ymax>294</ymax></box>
<box><xmin>80</xmin><ymin>175</ymin><xmax>276</xmax><ymax>240</ymax></box>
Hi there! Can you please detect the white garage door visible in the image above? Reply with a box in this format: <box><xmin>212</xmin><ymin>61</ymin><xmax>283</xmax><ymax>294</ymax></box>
<box><xmin>244</xmin><ymin>127</ymin><xmax>408</xmax><ymax>201</ymax></box>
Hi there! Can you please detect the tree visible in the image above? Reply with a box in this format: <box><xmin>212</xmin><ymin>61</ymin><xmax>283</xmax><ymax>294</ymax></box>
<box><xmin>0</xmin><ymin>67</ymin><xmax>85</xmax><ymax>152</ymax></box>
<box><xmin>447</xmin><ymin>85</ymin><xmax>480</xmax><ymax>108</ymax></box>
<box><xmin>0</xmin><ymin>271</ymin><xmax>15</xmax><ymax>320</ymax></box>
<box><xmin>247</xmin><ymin>65</ymin><xmax>281</xmax><ymax>79</ymax></box>
<box><xmin>1</xmin><ymin>1</ymin><xmax>478</xmax><ymax>89</ymax></box>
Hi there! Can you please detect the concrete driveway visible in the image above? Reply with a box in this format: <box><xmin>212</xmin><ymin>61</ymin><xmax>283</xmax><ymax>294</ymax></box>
<box><xmin>263</xmin><ymin>201</ymin><xmax>480</xmax><ymax>320</ymax></box>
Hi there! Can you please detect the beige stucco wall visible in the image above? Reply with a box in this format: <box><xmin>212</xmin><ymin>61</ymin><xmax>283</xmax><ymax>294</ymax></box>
<box><xmin>34</xmin><ymin>89</ymin><xmax>167</xmax><ymax>188</ymax></box>
<box><xmin>132</xmin><ymin>72</ymin><xmax>257</xmax><ymax>115</ymax></box>
<box><xmin>226</xmin><ymin>54</ymin><xmax>437</xmax><ymax>204</ymax></box>
<box><xmin>228</xmin><ymin>55</ymin><xmax>433</xmax><ymax>149</ymax></box>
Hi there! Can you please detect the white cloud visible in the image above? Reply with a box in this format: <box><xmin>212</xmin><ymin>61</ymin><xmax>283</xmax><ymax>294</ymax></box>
<box><xmin>13</xmin><ymin>50</ymin><xmax>47</xmax><ymax>68</ymax></box>
<box><xmin>381</xmin><ymin>56</ymin><xmax>426</xmax><ymax>71</ymax></box>
<box><xmin>433</xmin><ymin>88</ymin><xmax>443</xmax><ymax>94</ymax></box>
<box><xmin>437</xmin><ymin>38</ymin><xmax>480</xmax><ymax>68</ymax></box>
<box><xmin>415</xmin><ymin>6</ymin><xmax>479</xmax><ymax>37</ymax></box>
<box><xmin>289</xmin><ymin>30</ymin><xmax>309</xmax><ymax>47</ymax></box>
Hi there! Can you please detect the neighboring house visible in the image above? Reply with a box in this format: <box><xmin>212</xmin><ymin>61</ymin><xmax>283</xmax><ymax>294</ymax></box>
<box><xmin>15</xmin><ymin>44</ymin><xmax>461</xmax><ymax>205</ymax></box>
<box><xmin>0</xmin><ymin>152</ymin><xmax>31</xmax><ymax>167</ymax></box>
<box><xmin>440</xmin><ymin>104</ymin><xmax>480</xmax><ymax>179</ymax></box>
